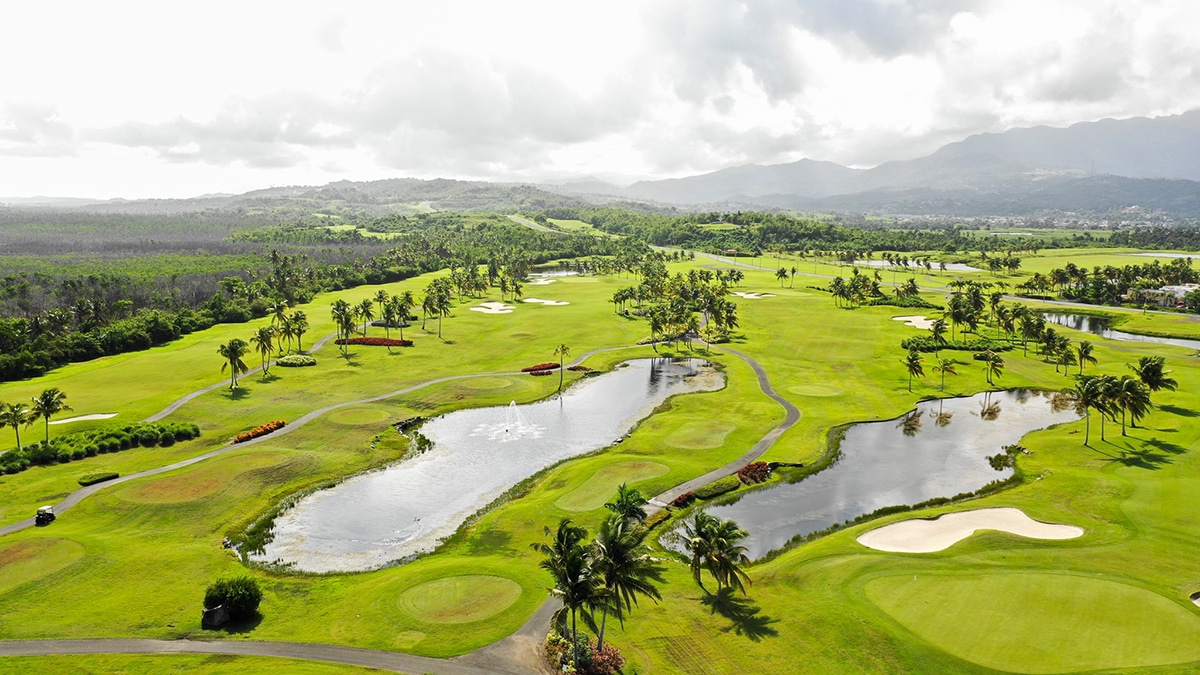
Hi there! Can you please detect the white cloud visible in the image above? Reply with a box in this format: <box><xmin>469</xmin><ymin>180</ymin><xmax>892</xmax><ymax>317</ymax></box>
<box><xmin>0</xmin><ymin>0</ymin><xmax>1197</xmax><ymax>197</ymax></box>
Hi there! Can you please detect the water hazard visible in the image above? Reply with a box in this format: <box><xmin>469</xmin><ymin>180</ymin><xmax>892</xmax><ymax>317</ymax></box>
<box><xmin>1041</xmin><ymin>313</ymin><xmax>1200</xmax><ymax>352</ymax></box>
<box><xmin>255</xmin><ymin>358</ymin><xmax>723</xmax><ymax>572</ymax></box>
<box><xmin>666</xmin><ymin>389</ymin><xmax>1079</xmax><ymax>560</ymax></box>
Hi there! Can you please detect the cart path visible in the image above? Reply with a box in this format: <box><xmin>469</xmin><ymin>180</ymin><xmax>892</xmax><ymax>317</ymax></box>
<box><xmin>0</xmin><ymin>340</ymin><xmax>797</xmax><ymax>675</ymax></box>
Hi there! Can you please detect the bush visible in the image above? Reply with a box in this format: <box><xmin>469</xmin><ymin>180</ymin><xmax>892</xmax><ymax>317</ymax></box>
<box><xmin>694</xmin><ymin>475</ymin><xmax>741</xmax><ymax>499</ymax></box>
<box><xmin>234</xmin><ymin>420</ymin><xmax>286</xmax><ymax>443</ymax></box>
<box><xmin>522</xmin><ymin>362</ymin><xmax>560</xmax><ymax>372</ymax></box>
<box><xmin>566</xmin><ymin>365</ymin><xmax>592</xmax><ymax>372</ymax></box>
<box><xmin>275</xmin><ymin>354</ymin><xmax>317</xmax><ymax>367</ymax></box>
<box><xmin>530</xmin><ymin>370</ymin><xmax>555</xmax><ymax>376</ymax></box>
<box><xmin>204</xmin><ymin>576</ymin><xmax>263</xmax><ymax>619</ymax></box>
<box><xmin>70</xmin><ymin>448</ymin><xmax>86</xmax><ymax>461</ymax></box>
<box><xmin>899</xmin><ymin>336</ymin><xmax>1012</xmax><ymax>353</ymax></box>
<box><xmin>79</xmin><ymin>472</ymin><xmax>119</xmax><ymax>486</ymax></box>
<box><xmin>866</xmin><ymin>296</ymin><xmax>943</xmax><ymax>310</ymax></box>
<box><xmin>670</xmin><ymin>491</ymin><xmax>696</xmax><ymax>508</ymax></box>
<box><xmin>334</xmin><ymin>337</ymin><xmax>412</xmax><ymax>347</ymax></box>
<box><xmin>644</xmin><ymin>508</ymin><xmax>672</xmax><ymax>530</ymax></box>
<box><xmin>737</xmin><ymin>461</ymin><xmax>772</xmax><ymax>484</ymax></box>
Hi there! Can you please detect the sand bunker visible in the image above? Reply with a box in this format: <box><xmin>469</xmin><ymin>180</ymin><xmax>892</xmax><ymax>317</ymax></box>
<box><xmin>731</xmin><ymin>292</ymin><xmax>776</xmax><ymax>299</ymax></box>
<box><xmin>469</xmin><ymin>302</ymin><xmax>516</xmax><ymax>314</ymax></box>
<box><xmin>857</xmin><ymin>507</ymin><xmax>1083</xmax><ymax>553</ymax></box>
<box><xmin>50</xmin><ymin>413</ymin><xmax>119</xmax><ymax>425</ymax></box>
<box><xmin>528</xmin><ymin>278</ymin><xmax>557</xmax><ymax>285</ymax></box>
<box><xmin>893</xmin><ymin>315</ymin><xmax>935</xmax><ymax>330</ymax></box>
<box><xmin>1191</xmin><ymin>591</ymin><xmax>1200</xmax><ymax>608</ymax></box>
<box><xmin>523</xmin><ymin>298</ymin><xmax>570</xmax><ymax>306</ymax></box>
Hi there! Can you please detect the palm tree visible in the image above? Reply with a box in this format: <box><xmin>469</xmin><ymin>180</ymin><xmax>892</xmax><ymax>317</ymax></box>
<box><xmin>0</xmin><ymin>402</ymin><xmax>33</xmax><ymax>452</ymax></box>
<box><xmin>356</xmin><ymin>299</ymin><xmax>375</xmax><ymax>336</ymax></box>
<box><xmin>1076</xmin><ymin>341</ymin><xmax>1097</xmax><ymax>374</ymax></box>
<box><xmin>1109</xmin><ymin>375</ymin><xmax>1152</xmax><ymax>435</ymax></box>
<box><xmin>682</xmin><ymin>512</ymin><xmax>752</xmax><ymax>595</ymax></box>
<box><xmin>775</xmin><ymin>267</ymin><xmax>788</xmax><ymax>287</ymax></box>
<box><xmin>330</xmin><ymin>300</ymin><xmax>353</xmax><ymax>357</ymax></box>
<box><xmin>278</xmin><ymin>315</ymin><xmax>297</xmax><ymax>354</ymax></box>
<box><xmin>554</xmin><ymin>344</ymin><xmax>571</xmax><ymax>393</ymax></box>
<box><xmin>591</xmin><ymin>514</ymin><xmax>663</xmax><ymax>651</ymax></box>
<box><xmin>1128</xmin><ymin>356</ymin><xmax>1178</xmax><ymax>393</ymax></box>
<box><xmin>1056</xmin><ymin>347</ymin><xmax>1076</xmax><ymax>376</ymax></box>
<box><xmin>531</xmin><ymin>519</ymin><xmax>599</xmax><ymax>667</ymax></box>
<box><xmin>932</xmin><ymin>358</ymin><xmax>958</xmax><ymax>392</ymax></box>
<box><xmin>928</xmin><ymin>319</ymin><xmax>948</xmax><ymax>355</ymax></box>
<box><xmin>604</xmin><ymin>483</ymin><xmax>648</xmax><ymax>524</ymax></box>
<box><xmin>30</xmin><ymin>388</ymin><xmax>72</xmax><ymax>446</ymax></box>
<box><xmin>981</xmin><ymin>349</ymin><xmax>1004</xmax><ymax>386</ymax></box>
<box><xmin>373</xmin><ymin>289</ymin><xmax>390</xmax><ymax>321</ymax></box>
<box><xmin>902</xmin><ymin>349</ymin><xmax>925</xmax><ymax>392</ymax></box>
<box><xmin>1071</xmin><ymin>375</ymin><xmax>1108</xmax><ymax>445</ymax></box>
<box><xmin>250</xmin><ymin>326</ymin><xmax>276</xmax><ymax>379</ymax></box>
<box><xmin>218</xmin><ymin>338</ymin><xmax>250</xmax><ymax>389</ymax></box>
<box><xmin>395</xmin><ymin>291</ymin><xmax>415</xmax><ymax>341</ymax></box>
<box><xmin>290</xmin><ymin>310</ymin><xmax>309</xmax><ymax>352</ymax></box>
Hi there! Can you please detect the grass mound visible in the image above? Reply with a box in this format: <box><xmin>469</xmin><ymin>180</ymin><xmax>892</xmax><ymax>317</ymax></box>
<box><xmin>555</xmin><ymin>461</ymin><xmax>670</xmax><ymax>512</ymax></box>
<box><xmin>396</xmin><ymin>575</ymin><xmax>522</xmax><ymax>624</ymax></box>
<box><xmin>665</xmin><ymin>420</ymin><xmax>736</xmax><ymax>449</ymax></box>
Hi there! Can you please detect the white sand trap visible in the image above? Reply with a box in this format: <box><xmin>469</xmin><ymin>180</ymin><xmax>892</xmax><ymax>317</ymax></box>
<box><xmin>731</xmin><ymin>291</ymin><xmax>776</xmax><ymax>299</ymax></box>
<box><xmin>1191</xmin><ymin>591</ymin><xmax>1200</xmax><ymax>608</ymax></box>
<box><xmin>50</xmin><ymin>413</ymin><xmax>119</xmax><ymax>425</ymax></box>
<box><xmin>857</xmin><ymin>507</ymin><xmax>1083</xmax><ymax>553</ymax></box>
<box><xmin>469</xmin><ymin>302</ymin><xmax>516</xmax><ymax>314</ymax></box>
<box><xmin>523</xmin><ymin>298</ymin><xmax>570</xmax><ymax>306</ymax></box>
<box><xmin>528</xmin><ymin>278</ymin><xmax>557</xmax><ymax>285</ymax></box>
<box><xmin>893</xmin><ymin>315</ymin><xmax>935</xmax><ymax>330</ymax></box>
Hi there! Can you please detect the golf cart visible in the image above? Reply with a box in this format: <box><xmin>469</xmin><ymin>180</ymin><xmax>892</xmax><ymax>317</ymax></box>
<box><xmin>35</xmin><ymin>505</ymin><xmax>55</xmax><ymax>526</ymax></box>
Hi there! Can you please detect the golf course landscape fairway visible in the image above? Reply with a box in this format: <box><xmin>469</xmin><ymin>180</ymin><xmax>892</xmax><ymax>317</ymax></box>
<box><xmin>866</xmin><ymin>573</ymin><xmax>1200</xmax><ymax>673</ymax></box>
<box><xmin>2</xmin><ymin>249</ymin><xmax>1200</xmax><ymax>673</ymax></box>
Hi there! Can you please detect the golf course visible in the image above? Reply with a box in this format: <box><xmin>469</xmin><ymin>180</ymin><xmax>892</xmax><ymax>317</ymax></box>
<box><xmin>2</xmin><ymin>242</ymin><xmax>1200</xmax><ymax>675</ymax></box>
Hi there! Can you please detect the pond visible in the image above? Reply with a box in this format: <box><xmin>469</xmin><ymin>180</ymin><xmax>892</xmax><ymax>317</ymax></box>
<box><xmin>255</xmin><ymin>358</ymin><xmax>723</xmax><ymax>573</ymax></box>
<box><xmin>1041</xmin><ymin>313</ymin><xmax>1200</xmax><ymax>352</ymax></box>
<box><xmin>664</xmin><ymin>389</ymin><xmax>1079</xmax><ymax>560</ymax></box>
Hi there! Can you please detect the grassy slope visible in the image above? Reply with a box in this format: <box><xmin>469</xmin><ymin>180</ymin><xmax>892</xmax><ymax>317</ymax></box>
<box><xmin>2</xmin><ymin>254</ymin><xmax>1200</xmax><ymax>673</ymax></box>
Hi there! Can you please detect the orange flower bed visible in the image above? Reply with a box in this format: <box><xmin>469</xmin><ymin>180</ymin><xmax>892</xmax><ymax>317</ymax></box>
<box><xmin>521</xmin><ymin>362</ymin><xmax>560</xmax><ymax>372</ymax></box>
<box><xmin>234</xmin><ymin>420</ymin><xmax>286</xmax><ymax>443</ymax></box>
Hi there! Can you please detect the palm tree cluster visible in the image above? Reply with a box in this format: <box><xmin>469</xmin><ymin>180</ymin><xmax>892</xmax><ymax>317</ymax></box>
<box><xmin>421</xmin><ymin>279</ymin><xmax>454</xmax><ymax>338</ymax></box>
<box><xmin>611</xmin><ymin>257</ymin><xmax>740</xmax><ymax>347</ymax></box>
<box><xmin>1020</xmin><ymin>257</ymin><xmax>1198</xmax><ymax>307</ymax></box>
<box><xmin>532</xmin><ymin>505</ymin><xmax>663</xmax><ymax>668</ymax></box>
<box><xmin>1</xmin><ymin>387</ymin><xmax>73</xmax><ymax>451</ymax></box>
<box><xmin>1069</xmin><ymin>356</ymin><xmax>1173</xmax><ymax>443</ymax></box>
<box><xmin>828</xmin><ymin>268</ymin><xmax>882</xmax><ymax>307</ymax></box>
<box><xmin>681</xmin><ymin>512</ymin><xmax>752</xmax><ymax>595</ymax></box>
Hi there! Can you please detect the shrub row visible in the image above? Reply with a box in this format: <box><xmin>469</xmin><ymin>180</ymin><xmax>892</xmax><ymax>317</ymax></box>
<box><xmin>530</xmin><ymin>370</ymin><xmax>554</xmax><ymax>376</ymax></box>
<box><xmin>78</xmin><ymin>472</ymin><xmax>120</xmax><ymax>486</ymax></box>
<box><xmin>693</xmin><ymin>475</ymin><xmax>741</xmax><ymax>499</ymax></box>
<box><xmin>738</xmin><ymin>461</ymin><xmax>772</xmax><ymax>484</ymax></box>
<box><xmin>566</xmin><ymin>365</ymin><xmax>592</xmax><ymax>372</ymax></box>
<box><xmin>0</xmin><ymin>422</ymin><xmax>200</xmax><ymax>475</ymax></box>
<box><xmin>899</xmin><ymin>336</ymin><xmax>1013</xmax><ymax>353</ymax></box>
<box><xmin>867</xmin><ymin>296</ymin><xmax>943</xmax><ymax>310</ymax></box>
<box><xmin>275</xmin><ymin>354</ymin><xmax>317</xmax><ymax>367</ymax></box>
<box><xmin>643</xmin><ymin>508</ymin><xmax>672</xmax><ymax>530</ymax></box>
<box><xmin>521</xmin><ymin>362</ymin><xmax>560</xmax><ymax>372</ymax></box>
<box><xmin>234</xmin><ymin>420</ymin><xmax>286</xmax><ymax>444</ymax></box>
<box><xmin>334</xmin><ymin>337</ymin><xmax>412</xmax><ymax>347</ymax></box>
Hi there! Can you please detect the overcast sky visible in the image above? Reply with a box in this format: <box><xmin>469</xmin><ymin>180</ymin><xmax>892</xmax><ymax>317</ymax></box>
<box><xmin>2</xmin><ymin>0</ymin><xmax>1198</xmax><ymax>199</ymax></box>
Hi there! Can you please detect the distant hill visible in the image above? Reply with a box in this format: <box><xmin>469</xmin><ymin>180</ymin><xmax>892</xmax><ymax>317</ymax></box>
<box><xmin>559</xmin><ymin>110</ymin><xmax>1200</xmax><ymax>216</ymax></box>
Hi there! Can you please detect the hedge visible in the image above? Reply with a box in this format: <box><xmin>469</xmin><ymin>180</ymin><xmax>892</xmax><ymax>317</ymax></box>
<box><xmin>0</xmin><ymin>422</ymin><xmax>200</xmax><ymax>476</ymax></box>
<box><xmin>234</xmin><ymin>420</ymin><xmax>286</xmax><ymax>444</ymax></box>
<box><xmin>334</xmin><ymin>337</ymin><xmax>413</xmax><ymax>347</ymax></box>
<box><xmin>899</xmin><ymin>336</ymin><xmax>1013</xmax><ymax>353</ymax></box>
<box><xmin>694</xmin><ymin>475</ymin><xmax>741</xmax><ymax>499</ymax></box>
<box><xmin>275</xmin><ymin>354</ymin><xmax>317</xmax><ymax>367</ymax></box>
<box><xmin>78</xmin><ymin>472</ymin><xmax>120</xmax><ymax>486</ymax></box>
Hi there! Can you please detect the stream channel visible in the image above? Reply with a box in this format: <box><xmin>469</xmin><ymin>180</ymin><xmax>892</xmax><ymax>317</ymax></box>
<box><xmin>665</xmin><ymin>389</ymin><xmax>1080</xmax><ymax>560</ymax></box>
<box><xmin>1041</xmin><ymin>313</ymin><xmax>1200</xmax><ymax>352</ymax></box>
<box><xmin>254</xmin><ymin>358</ymin><xmax>723</xmax><ymax>573</ymax></box>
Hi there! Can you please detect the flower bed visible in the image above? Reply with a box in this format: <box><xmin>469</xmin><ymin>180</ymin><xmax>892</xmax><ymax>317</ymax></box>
<box><xmin>521</xmin><ymin>362</ymin><xmax>560</xmax><ymax>372</ymax></box>
<box><xmin>334</xmin><ymin>337</ymin><xmax>413</xmax><ymax>347</ymax></box>
<box><xmin>234</xmin><ymin>420</ymin><xmax>286</xmax><ymax>444</ymax></box>
<box><xmin>737</xmin><ymin>461</ymin><xmax>771</xmax><ymax>484</ymax></box>
<box><xmin>275</xmin><ymin>354</ymin><xmax>317</xmax><ymax>367</ymax></box>
<box><xmin>530</xmin><ymin>370</ymin><xmax>555</xmax><ymax>376</ymax></box>
<box><xmin>566</xmin><ymin>365</ymin><xmax>592</xmax><ymax>372</ymax></box>
<box><xmin>670</xmin><ymin>491</ymin><xmax>696</xmax><ymax>508</ymax></box>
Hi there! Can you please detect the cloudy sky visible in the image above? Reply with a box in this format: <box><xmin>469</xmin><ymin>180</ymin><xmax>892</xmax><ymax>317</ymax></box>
<box><xmin>2</xmin><ymin>0</ymin><xmax>1199</xmax><ymax>199</ymax></box>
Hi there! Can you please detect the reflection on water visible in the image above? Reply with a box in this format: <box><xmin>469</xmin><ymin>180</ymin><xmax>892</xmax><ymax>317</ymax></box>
<box><xmin>256</xmin><ymin>358</ymin><xmax>722</xmax><ymax>573</ymax></box>
<box><xmin>1042</xmin><ymin>313</ymin><xmax>1200</xmax><ymax>351</ymax></box>
<box><xmin>667</xmin><ymin>389</ymin><xmax>1080</xmax><ymax>560</ymax></box>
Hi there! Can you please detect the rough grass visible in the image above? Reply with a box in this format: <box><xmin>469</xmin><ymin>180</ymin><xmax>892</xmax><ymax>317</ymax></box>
<box><xmin>396</xmin><ymin>575</ymin><xmax>522</xmax><ymax>624</ymax></box>
<box><xmin>0</xmin><ymin>538</ymin><xmax>85</xmax><ymax>596</ymax></box>
<box><xmin>116</xmin><ymin>451</ymin><xmax>288</xmax><ymax>504</ymax></box>
<box><xmin>664</xmin><ymin>420</ymin><xmax>737</xmax><ymax>449</ymax></box>
<box><xmin>553</xmin><ymin>461</ymin><xmax>670</xmax><ymax>512</ymax></box>
<box><xmin>0</xmin><ymin>654</ymin><xmax>388</xmax><ymax>674</ymax></box>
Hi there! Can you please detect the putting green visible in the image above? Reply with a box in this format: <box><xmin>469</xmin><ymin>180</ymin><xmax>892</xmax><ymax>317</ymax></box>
<box><xmin>0</xmin><ymin>538</ymin><xmax>85</xmax><ymax>595</ymax></box>
<box><xmin>788</xmin><ymin>384</ymin><xmax>842</xmax><ymax>397</ymax></box>
<box><xmin>866</xmin><ymin>573</ymin><xmax>1200</xmax><ymax>673</ymax></box>
<box><xmin>555</xmin><ymin>461</ymin><xmax>671</xmax><ymax>512</ymax></box>
<box><xmin>459</xmin><ymin>376</ymin><xmax>515</xmax><ymax>390</ymax></box>
<box><xmin>328</xmin><ymin>407</ymin><xmax>392</xmax><ymax>426</ymax></box>
<box><xmin>397</xmin><ymin>575</ymin><xmax>521</xmax><ymax>624</ymax></box>
<box><xmin>118</xmin><ymin>452</ymin><xmax>287</xmax><ymax>504</ymax></box>
<box><xmin>665</xmin><ymin>420</ymin><xmax>737</xmax><ymax>449</ymax></box>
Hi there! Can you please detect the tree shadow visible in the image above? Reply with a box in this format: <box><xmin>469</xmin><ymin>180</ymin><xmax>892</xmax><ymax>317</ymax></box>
<box><xmin>698</xmin><ymin>588</ymin><xmax>779</xmax><ymax>642</ymax></box>
<box><xmin>466</xmin><ymin>529</ymin><xmax>514</xmax><ymax>555</ymax></box>
<box><xmin>206</xmin><ymin>612</ymin><xmax>263</xmax><ymax>635</ymax></box>
<box><xmin>258</xmin><ymin>372</ymin><xmax>282</xmax><ymax>384</ymax></box>
<box><xmin>222</xmin><ymin>387</ymin><xmax>251</xmax><ymax>401</ymax></box>
<box><xmin>1159</xmin><ymin>404</ymin><xmax>1200</xmax><ymax>418</ymax></box>
<box><xmin>1102</xmin><ymin>448</ymin><xmax>1173</xmax><ymax>470</ymax></box>
<box><xmin>1145</xmin><ymin>438</ymin><xmax>1188</xmax><ymax>455</ymax></box>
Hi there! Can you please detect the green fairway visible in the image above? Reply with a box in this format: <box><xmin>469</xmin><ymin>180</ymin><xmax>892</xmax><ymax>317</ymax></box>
<box><xmin>866</xmin><ymin>573</ymin><xmax>1200</xmax><ymax>673</ymax></box>
<box><xmin>554</xmin><ymin>461</ymin><xmax>671</xmax><ymax>512</ymax></box>
<box><xmin>0</xmin><ymin>654</ymin><xmax>390</xmax><ymax>674</ymax></box>
<box><xmin>397</xmin><ymin>575</ymin><xmax>522</xmax><ymax>623</ymax></box>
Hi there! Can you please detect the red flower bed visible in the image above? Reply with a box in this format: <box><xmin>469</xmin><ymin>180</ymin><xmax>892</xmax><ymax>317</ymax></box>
<box><xmin>737</xmin><ymin>461</ymin><xmax>771</xmax><ymax>484</ymax></box>
<box><xmin>670</xmin><ymin>491</ymin><xmax>695</xmax><ymax>508</ymax></box>
<box><xmin>566</xmin><ymin>365</ymin><xmax>592</xmax><ymax>372</ymax></box>
<box><xmin>521</xmin><ymin>362</ymin><xmax>560</xmax><ymax>372</ymax></box>
<box><xmin>530</xmin><ymin>370</ymin><xmax>555</xmax><ymax>376</ymax></box>
<box><xmin>335</xmin><ymin>337</ymin><xmax>413</xmax><ymax>347</ymax></box>
<box><xmin>234</xmin><ymin>420</ymin><xmax>286</xmax><ymax>444</ymax></box>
